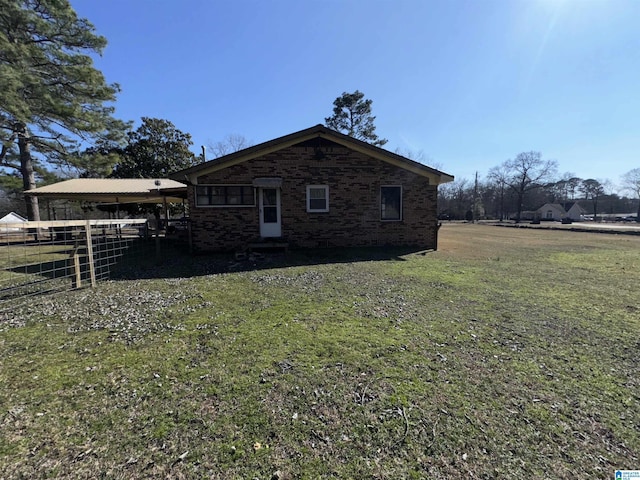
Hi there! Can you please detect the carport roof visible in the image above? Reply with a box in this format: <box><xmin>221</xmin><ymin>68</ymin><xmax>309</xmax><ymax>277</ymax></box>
<box><xmin>25</xmin><ymin>178</ymin><xmax>187</xmax><ymax>204</ymax></box>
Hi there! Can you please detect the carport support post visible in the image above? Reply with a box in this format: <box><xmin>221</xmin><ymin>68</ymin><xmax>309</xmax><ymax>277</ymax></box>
<box><xmin>155</xmin><ymin>221</ymin><xmax>161</xmax><ymax>263</ymax></box>
<box><xmin>163</xmin><ymin>196</ymin><xmax>169</xmax><ymax>229</ymax></box>
<box><xmin>153</xmin><ymin>196</ymin><xmax>169</xmax><ymax>264</ymax></box>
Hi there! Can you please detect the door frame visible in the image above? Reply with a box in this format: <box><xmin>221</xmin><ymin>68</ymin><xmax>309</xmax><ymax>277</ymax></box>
<box><xmin>258</xmin><ymin>187</ymin><xmax>281</xmax><ymax>238</ymax></box>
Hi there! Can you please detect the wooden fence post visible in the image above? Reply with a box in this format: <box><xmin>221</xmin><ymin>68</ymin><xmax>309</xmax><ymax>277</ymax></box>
<box><xmin>72</xmin><ymin>246</ymin><xmax>82</xmax><ymax>288</ymax></box>
<box><xmin>85</xmin><ymin>220</ymin><xmax>97</xmax><ymax>287</ymax></box>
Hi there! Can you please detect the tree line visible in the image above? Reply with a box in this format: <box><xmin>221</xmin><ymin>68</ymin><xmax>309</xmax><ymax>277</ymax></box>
<box><xmin>439</xmin><ymin>156</ymin><xmax>640</xmax><ymax>222</ymax></box>
<box><xmin>0</xmin><ymin>1</ymin><xmax>254</xmax><ymax>220</ymax></box>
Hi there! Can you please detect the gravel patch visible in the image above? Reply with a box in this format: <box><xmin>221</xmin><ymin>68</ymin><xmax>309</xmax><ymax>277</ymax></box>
<box><xmin>0</xmin><ymin>280</ymin><xmax>211</xmax><ymax>342</ymax></box>
<box><xmin>249</xmin><ymin>270</ymin><xmax>325</xmax><ymax>291</ymax></box>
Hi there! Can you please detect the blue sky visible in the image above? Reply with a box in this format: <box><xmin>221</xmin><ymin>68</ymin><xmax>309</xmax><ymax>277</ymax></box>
<box><xmin>72</xmin><ymin>0</ymin><xmax>640</xmax><ymax>187</ymax></box>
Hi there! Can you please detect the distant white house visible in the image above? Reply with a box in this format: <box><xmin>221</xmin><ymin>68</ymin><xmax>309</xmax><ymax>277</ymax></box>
<box><xmin>565</xmin><ymin>202</ymin><xmax>588</xmax><ymax>221</ymax></box>
<box><xmin>535</xmin><ymin>202</ymin><xmax>588</xmax><ymax>221</ymax></box>
<box><xmin>537</xmin><ymin>203</ymin><xmax>566</xmax><ymax>221</ymax></box>
<box><xmin>0</xmin><ymin>212</ymin><xmax>27</xmax><ymax>231</ymax></box>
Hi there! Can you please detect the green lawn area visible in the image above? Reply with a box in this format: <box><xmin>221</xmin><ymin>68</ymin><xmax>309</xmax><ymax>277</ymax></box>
<box><xmin>1</xmin><ymin>224</ymin><xmax>638</xmax><ymax>479</ymax></box>
<box><xmin>0</xmin><ymin>243</ymin><xmax>72</xmax><ymax>270</ymax></box>
<box><xmin>0</xmin><ymin>243</ymin><xmax>77</xmax><ymax>304</ymax></box>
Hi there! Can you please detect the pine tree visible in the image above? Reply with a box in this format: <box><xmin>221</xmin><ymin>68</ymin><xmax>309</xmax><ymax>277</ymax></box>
<box><xmin>325</xmin><ymin>90</ymin><xmax>388</xmax><ymax>147</ymax></box>
<box><xmin>0</xmin><ymin>0</ymin><xmax>127</xmax><ymax>219</ymax></box>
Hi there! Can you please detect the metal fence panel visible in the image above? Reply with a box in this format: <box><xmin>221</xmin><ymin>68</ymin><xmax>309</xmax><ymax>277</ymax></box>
<box><xmin>0</xmin><ymin>219</ymin><xmax>149</xmax><ymax>310</ymax></box>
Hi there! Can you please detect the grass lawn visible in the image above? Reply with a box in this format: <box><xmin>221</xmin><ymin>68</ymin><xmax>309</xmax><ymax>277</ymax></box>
<box><xmin>0</xmin><ymin>243</ymin><xmax>73</xmax><ymax>283</ymax></box>
<box><xmin>1</xmin><ymin>224</ymin><xmax>638</xmax><ymax>479</ymax></box>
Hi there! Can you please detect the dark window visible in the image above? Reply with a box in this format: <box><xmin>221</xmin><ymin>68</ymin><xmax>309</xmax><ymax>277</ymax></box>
<box><xmin>263</xmin><ymin>206</ymin><xmax>278</xmax><ymax>223</ymax></box>
<box><xmin>381</xmin><ymin>186</ymin><xmax>402</xmax><ymax>221</ymax></box>
<box><xmin>261</xmin><ymin>188</ymin><xmax>279</xmax><ymax>223</ymax></box>
<box><xmin>306</xmin><ymin>185</ymin><xmax>329</xmax><ymax>212</ymax></box>
<box><xmin>196</xmin><ymin>185</ymin><xmax>255</xmax><ymax>207</ymax></box>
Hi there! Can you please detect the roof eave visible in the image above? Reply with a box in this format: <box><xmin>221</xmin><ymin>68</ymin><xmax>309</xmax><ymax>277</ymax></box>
<box><xmin>24</xmin><ymin>192</ymin><xmax>186</xmax><ymax>204</ymax></box>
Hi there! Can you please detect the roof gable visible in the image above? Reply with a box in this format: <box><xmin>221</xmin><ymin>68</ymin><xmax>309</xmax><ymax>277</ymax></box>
<box><xmin>537</xmin><ymin>203</ymin><xmax>566</xmax><ymax>213</ymax></box>
<box><xmin>566</xmin><ymin>202</ymin><xmax>587</xmax><ymax>213</ymax></box>
<box><xmin>171</xmin><ymin>125</ymin><xmax>454</xmax><ymax>186</ymax></box>
<box><xmin>0</xmin><ymin>212</ymin><xmax>27</xmax><ymax>223</ymax></box>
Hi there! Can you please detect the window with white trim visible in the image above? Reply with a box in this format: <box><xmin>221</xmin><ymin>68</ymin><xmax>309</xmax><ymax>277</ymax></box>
<box><xmin>196</xmin><ymin>185</ymin><xmax>255</xmax><ymax>207</ymax></box>
<box><xmin>306</xmin><ymin>185</ymin><xmax>329</xmax><ymax>212</ymax></box>
<box><xmin>381</xmin><ymin>186</ymin><xmax>402</xmax><ymax>221</ymax></box>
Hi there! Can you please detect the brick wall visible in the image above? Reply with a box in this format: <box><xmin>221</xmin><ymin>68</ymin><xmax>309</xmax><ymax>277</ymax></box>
<box><xmin>188</xmin><ymin>142</ymin><xmax>439</xmax><ymax>251</ymax></box>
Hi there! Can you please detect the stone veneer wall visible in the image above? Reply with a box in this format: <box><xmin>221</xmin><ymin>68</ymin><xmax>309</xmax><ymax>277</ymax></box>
<box><xmin>187</xmin><ymin>142</ymin><xmax>438</xmax><ymax>251</ymax></box>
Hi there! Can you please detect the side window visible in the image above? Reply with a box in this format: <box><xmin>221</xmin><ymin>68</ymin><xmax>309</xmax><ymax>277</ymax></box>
<box><xmin>306</xmin><ymin>185</ymin><xmax>329</xmax><ymax>212</ymax></box>
<box><xmin>381</xmin><ymin>186</ymin><xmax>402</xmax><ymax>221</ymax></box>
<box><xmin>195</xmin><ymin>185</ymin><xmax>255</xmax><ymax>207</ymax></box>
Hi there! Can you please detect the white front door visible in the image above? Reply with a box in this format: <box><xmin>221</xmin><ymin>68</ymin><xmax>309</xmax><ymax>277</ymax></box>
<box><xmin>259</xmin><ymin>188</ymin><xmax>281</xmax><ymax>238</ymax></box>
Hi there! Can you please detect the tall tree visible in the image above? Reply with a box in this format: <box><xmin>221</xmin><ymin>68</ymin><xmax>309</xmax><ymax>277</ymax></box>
<box><xmin>496</xmin><ymin>152</ymin><xmax>557</xmax><ymax>222</ymax></box>
<box><xmin>438</xmin><ymin>179</ymin><xmax>472</xmax><ymax>220</ymax></box>
<box><xmin>207</xmin><ymin>133</ymin><xmax>252</xmax><ymax>159</ymax></box>
<box><xmin>325</xmin><ymin>90</ymin><xmax>388</xmax><ymax>146</ymax></box>
<box><xmin>559</xmin><ymin>173</ymin><xmax>582</xmax><ymax>203</ymax></box>
<box><xmin>622</xmin><ymin>168</ymin><xmax>640</xmax><ymax>221</ymax></box>
<box><xmin>394</xmin><ymin>147</ymin><xmax>443</xmax><ymax>169</ymax></box>
<box><xmin>70</xmin><ymin>140</ymin><xmax>125</xmax><ymax>178</ymax></box>
<box><xmin>580</xmin><ymin>179</ymin><xmax>605</xmax><ymax>221</ymax></box>
<box><xmin>549</xmin><ymin>173</ymin><xmax>583</xmax><ymax>211</ymax></box>
<box><xmin>487</xmin><ymin>164</ymin><xmax>510</xmax><ymax>221</ymax></box>
<box><xmin>111</xmin><ymin>118</ymin><xmax>197</xmax><ymax>178</ymax></box>
<box><xmin>0</xmin><ymin>0</ymin><xmax>127</xmax><ymax>220</ymax></box>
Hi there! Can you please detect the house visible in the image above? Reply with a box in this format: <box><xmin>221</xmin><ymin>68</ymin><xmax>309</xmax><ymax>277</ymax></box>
<box><xmin>0</xmin><ymin>211</ymin><xmax>27</xmax><ymax>223</ymax></box>
<box><xmin>535</xmin><ymin>202</ymin><xmax>588</xmax><ymax>222</ymax></box>
<box><xmin>537</xmin><ymin>203</ymin><xmax>566</xmax><ymax>221</ymax></box>
<box><xmin>565</xmin><ymin>202</ymin><xmax>587</xmax><ymax>221</ymax></box>
<box><xmin>171</xmin><ymin>125</ymin><xmax>454</xmax><ymax>252</ymax></box>
<box><xmin>0</xmin><ymin>211</ymin><xmax>27</xmax><ymax>232</ymax></box>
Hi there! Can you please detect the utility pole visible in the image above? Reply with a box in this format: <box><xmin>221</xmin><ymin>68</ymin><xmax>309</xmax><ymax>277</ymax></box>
<box><xmin>473</xmin><ymin>171</ymin><xmax>479</xmax><ymax>223</ymax></box>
